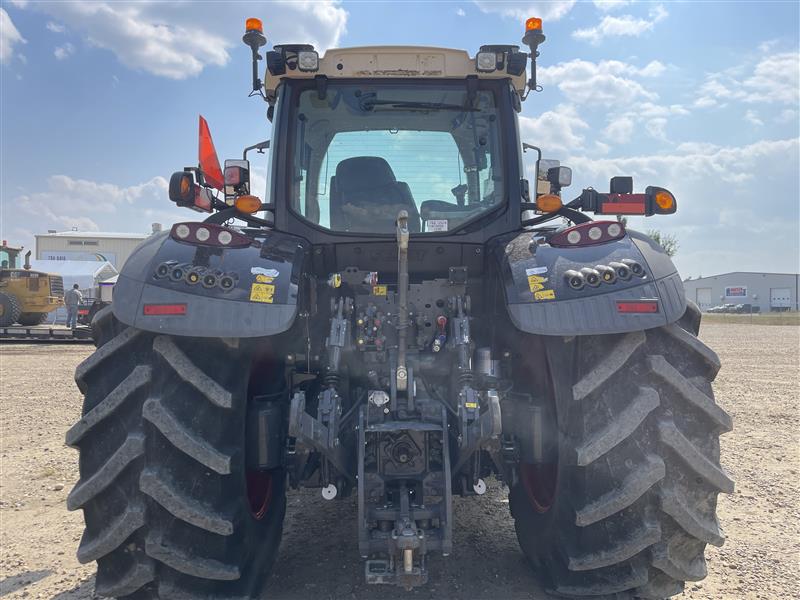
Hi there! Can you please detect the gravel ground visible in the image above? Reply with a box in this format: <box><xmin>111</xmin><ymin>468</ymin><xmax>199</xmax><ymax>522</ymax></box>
<box><xmin>1</xmin><ymin>322</ymin><xmax>798</xmax><ymax>599</ymax></box>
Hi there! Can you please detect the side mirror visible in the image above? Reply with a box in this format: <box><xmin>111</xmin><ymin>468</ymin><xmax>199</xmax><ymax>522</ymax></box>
<box><xmin>224</xmin><ymin>159</ymin><xmax>251</xmax><ymax>205</ymax></box>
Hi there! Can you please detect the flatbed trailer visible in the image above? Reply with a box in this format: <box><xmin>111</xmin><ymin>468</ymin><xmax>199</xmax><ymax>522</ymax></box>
<box><xmin>0</xmin><ymin>325</ymin><xmax>93</xmax><ymax>343</ymax></box>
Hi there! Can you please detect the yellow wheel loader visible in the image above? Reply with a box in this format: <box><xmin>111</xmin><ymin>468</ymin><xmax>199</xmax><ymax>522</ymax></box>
<box><xmin>0</xmin><ymin>242</ymin><xmax>64</xmax><ymax>326</ymax></box>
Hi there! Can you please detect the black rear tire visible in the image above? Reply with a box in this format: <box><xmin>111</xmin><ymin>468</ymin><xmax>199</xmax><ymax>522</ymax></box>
<box><xmin>68</xmin><ymin>307</ymin><xmax>286</xmax><ymax>598</ymax></box>
<box><xmin>0</xmin><ymin>292</ymin><xmax>22</xmax><ymax>326</ymax></box>
<box><xmin>17</xmin><ymin>312</ymin><xmax>48</xmax><ymax>326</ymax></box>
<box><xmin>510</xmin><ymin>304</ymin><xmax>733</xmax><ymax>599</ymax></box>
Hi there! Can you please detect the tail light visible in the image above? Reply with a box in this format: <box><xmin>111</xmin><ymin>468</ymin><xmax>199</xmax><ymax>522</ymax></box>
<box><xmin>143</xmin><ymin>303</ymin><xmax>188</xmax><ymax>316</ymax></box>
<box><xmin>617</xmin><ymin>300</ymin><xmax>659</xmax><ymax>314</ymax></box>
<box><xmin>549</xmin><ymin>220</ymin><xmax>625</xmax><ymax>248</ymax></box>
<box><xmin>170</xmin><ymin>222</ymin><xmax>252</xmax><ymax>248</ymax></box>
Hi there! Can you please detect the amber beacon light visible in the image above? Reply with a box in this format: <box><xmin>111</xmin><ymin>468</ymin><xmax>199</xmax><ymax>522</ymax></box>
<box><xmin>245</xmin><ymin>17</ymin><xmax>263</xmax><ymax>33</ymax></box>
<box><xmin>525</xmin><ymin>17</ymin><xmax>542</xmax><ymax>31</ymax></box>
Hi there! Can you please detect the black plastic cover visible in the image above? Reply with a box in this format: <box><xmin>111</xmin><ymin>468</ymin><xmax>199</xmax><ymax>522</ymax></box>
<box><xmin>493</xmin><ymin>228</ymin><xmax>686</xmax><ymax>336</ymax></box>
<box><xmin>112</xmin><ymin>230</ymin><xmax>308</xmax><ymax>338</ymax></box>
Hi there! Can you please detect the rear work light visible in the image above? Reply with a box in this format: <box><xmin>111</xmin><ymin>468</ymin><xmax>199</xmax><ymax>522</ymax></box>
<box><xmin>616</xmin><ymin>300</ymin><xmax>659</xmax><ymax>314</ymax></box>
<box><xmin>170</xmin><ymin>222</ymin><xmax>252</xmax><ymax>248</ymax></box>
<box><xmin>297</xmin><ymin>50</ymin><xmax>319</xmax><ymax>72</ymax></box>
<box><xmin>549</xmin><ymin>220</ymin><xmax>625</xmax><ymax>248</ymax></box>
<box><xmin>143</xmin><ymin>303</ymin><xmax>187</xmax><ymax>316</ymax></box>
<box><xmin>476</xmin><ymin>52</ymin><xmax>497</xmax><ymax>72</ymax></box>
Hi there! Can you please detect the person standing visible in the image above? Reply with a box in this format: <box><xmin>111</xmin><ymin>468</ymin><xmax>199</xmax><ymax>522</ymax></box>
<box><xmin>65</xmin><ymin>283</ymin><xmax>83</xmax><ymax>330</ymax></box>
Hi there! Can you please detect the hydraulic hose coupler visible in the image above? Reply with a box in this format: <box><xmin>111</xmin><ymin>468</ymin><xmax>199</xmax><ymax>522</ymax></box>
<box><xmin>564</xmin><ymin>269</ymin><xmax>585</xmax><ymax>290</ymax></box>
<box><xmin>595</xmin><ymin>265</ymin><xmax>616</xmax><ymax>284</ymax></box>
<box><xmin>579</xmin><ymin>267</ymin><xmax>601</xmax><ymax>287</ymax></box>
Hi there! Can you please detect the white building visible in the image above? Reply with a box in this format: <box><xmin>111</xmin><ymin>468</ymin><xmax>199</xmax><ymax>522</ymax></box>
<box><xmin>29</xmin><ymin>259</ymin><xmax>119</xmax><ymax>324</ymax></box>
<box><xmin>683</xmin><ymin>272</ymin><xmax>799</xmax><ymax>312</ymax></box>
<box><xmin>35</xmin><ymin>224</ymin><xmax>162</xmax><ymax>268</ymax></box>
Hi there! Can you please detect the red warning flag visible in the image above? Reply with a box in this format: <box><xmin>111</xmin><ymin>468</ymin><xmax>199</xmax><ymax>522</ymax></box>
<box><xmin>198</xmin><ymin>115</ymin><xmax>224</xmax><ymax>190</ymax></box>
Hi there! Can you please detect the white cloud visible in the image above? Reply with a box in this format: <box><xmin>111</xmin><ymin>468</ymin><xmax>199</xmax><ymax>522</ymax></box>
<box><xmin>569</xmin><ymin>138</ymin><xmax>799</xmax><ymax>188</ymax></box>
<box><xmin>573</xmin><ymin>4</ymin><xmax>667</xmax><ymax>44</ymax></box>
<box><xmin>0</xmin><ymin>8</ymin><xmax>26</xmax><ymax>65</ymax></box>
<box><xmin>46</xmin><ymin>21</ymin><xmax>65</xmax><ymax>33</ymax></box>
<box><xmin>594</xmin><ymin>140</ymin><xmax>611</xmax><ymax>155</ymax></box>
<box><xmin>693</xmin><ymin>96</ymin><xmax>718</xmax><ymax>109</ymax></box>
<box><xmin>695</xmin><ymin>52</ymin><xmax>800</xmax><ymax>107</ymax></box>
<box><xmin>456</xmin><ymin>8</ymin><xmax>466</xmax><ymax>17</ymax></box>
<box><xmin>603</xmin><ymin>116</ymin><xmax>635</xmax><ymax>143</ymax></box>
<box><xmin>744</xmin><ymin>110</ymin><xmax>763</xmax><ymax>127</ymax></box>
<box><xmin>593</xmin><ymin>0</ymin><xmax>630</xmax><ymax>10</ymax></box>
<box><xmin>54</xmin><ymin>42</ymin><xmax>75</xmax><ymax>60</ymax></box>
<box><xmin>14</xmin><ymin>175</ymin><xmax>169</xmax><ymax>241</ymax></box>
<box><xmin>566</xmin><ymin>138</ymin><xmax>800</xmax><ymax>275</ymax></box>
<box><xmin>473</xmin><ymin>1</ymin><xmax>576</xmax><ymax>21</ymax></box>
<box><xmin>13</xmin><ymin>1</ymin><xmax>348</xmax><ymax>79</ymax></box>
<box><xmin>538</xmin><ymin>59</ymin><xmax>664</xmax><ymax>106</ymax></box>
<box><xmin>758</xmin><ymin>39</ymin><xmax>779</xmax><ymax>53</ymax></box>
<box><xmin>644</xmin><ymin>117</ymin><xmax>668</xmax><ymax>141</ymax></box>
<box><xmin>777</xmin><ymin>108</ymin><xmax>798</xmax><ymax>123</ymax></box>
<box><xmin>518</xmin><ymin>105</ymin><xmax>589</xmax><ymax>155</ymax></box>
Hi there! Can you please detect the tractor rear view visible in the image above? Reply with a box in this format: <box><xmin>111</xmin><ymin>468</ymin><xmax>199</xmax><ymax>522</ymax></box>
<box><xmin>68</xmin><ymin>16</ymin><xmax>731</xmax><ymax>599</ymax></box>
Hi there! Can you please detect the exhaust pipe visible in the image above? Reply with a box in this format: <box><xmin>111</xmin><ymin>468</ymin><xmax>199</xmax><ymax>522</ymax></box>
<box><xmin>23</xmin><ymin>251</ymin><xmax>31</xmax><ymax>270</ymax></box>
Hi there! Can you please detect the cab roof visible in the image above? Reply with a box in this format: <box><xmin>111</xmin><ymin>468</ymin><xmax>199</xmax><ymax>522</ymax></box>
<box><xmin>264</xmin><ymin>45</ymin><xmax>527</xmax><ymax>98</ymax></box>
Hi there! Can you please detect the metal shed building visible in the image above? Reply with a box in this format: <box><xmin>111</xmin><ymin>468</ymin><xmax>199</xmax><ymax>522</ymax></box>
<box><xmin>682</xmin><ymin>272</ymin><xmax>799</xmax><ymax>312</ymax></box>
<box><xmin>35</xmin><ymin>225</ymin><xmax>161</xmax><ymax>268</ymax></box>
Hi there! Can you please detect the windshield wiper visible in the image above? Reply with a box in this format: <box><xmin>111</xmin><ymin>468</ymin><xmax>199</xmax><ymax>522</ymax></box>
<box><xmin>359</xmin><ymin>99</ymin><xmax>479</xmax><ymax>112</ymax></box>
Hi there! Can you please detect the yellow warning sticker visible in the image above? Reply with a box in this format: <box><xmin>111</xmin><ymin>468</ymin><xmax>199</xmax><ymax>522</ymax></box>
<box><xmin>465</xmin><ymin>402</ymin><xmax>478</xmax><ymax>409</ymax></box>
<box><xmin>527</xmin><ymin>274</ymin><xmax>549</xmax><ymax>292</ymax></box>
<box><xmin>250</xmin><ymin>283</ymin><xmax>275</xmax><ymax>303</ymax></box>
<box><xmin>534</xmin><ymin>289</ymin><xmax>556</xmax><ymax>301</ymax></box>
<box><xmin>372</xmin><ymin>285</ymin><xmax>388</xmax><ymax>296</ymax></box>
<box><xmin>255</xmin><ymin>274</ymin><xmax>275</xmax><ymax>283</ymax></box>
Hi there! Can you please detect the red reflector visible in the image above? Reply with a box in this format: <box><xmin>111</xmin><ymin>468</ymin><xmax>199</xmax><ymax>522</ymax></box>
<box><xmin>617</xmin><ymin>300</ymin><xmax>659</xmax><ymax>314</ymax></box>
<box><xmin>143</xmin><ymin>303</ymin><xmax>187</xmax><ymax>316</ymax></box>
<box><xmin>78</xmin><ymin>310</ymin><xmax>89</xmax><ymax>315</ymax></box>
<box><xmin>601</xmin><ymin>193</ymin><xmax>647</xmax><ymax>215</ymax></box>
<box><xmin>601</xmin><ymin>202</ymin><xmax>646</xmax><ymax>215</ymax></box>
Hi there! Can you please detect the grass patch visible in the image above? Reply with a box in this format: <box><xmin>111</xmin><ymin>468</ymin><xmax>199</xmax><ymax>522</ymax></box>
<box><xmin>702</xmin><ymin>312</ymin><xmax>800</xmax><ymax>326</ymax></box>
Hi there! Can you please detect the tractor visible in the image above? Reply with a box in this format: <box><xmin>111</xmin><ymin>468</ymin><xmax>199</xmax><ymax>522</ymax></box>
<box><xmin>0</xmin><ymin>242</ymin><xmax>64</xmax><ymax>326</ymax></box>
<box><xmin>68</xmin><ymin>17</ymin><xmax>732</xmax><ymax>599</ymax></box>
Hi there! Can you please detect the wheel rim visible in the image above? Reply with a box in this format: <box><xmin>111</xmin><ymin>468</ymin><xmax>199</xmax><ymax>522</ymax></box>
<box><xmin>520</xmin><ymin>463</ymin><xmax>558</xmax><ymax>513</ymax></box>
<box><xmin>246</xmin><ymin>470</ymin><xmax>273</xmax><ymax>520</ymax></box>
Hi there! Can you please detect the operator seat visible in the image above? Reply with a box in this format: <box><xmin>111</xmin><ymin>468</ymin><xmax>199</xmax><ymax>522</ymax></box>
<box><xmin>330</xmin><ymin>157</ymin><xmax>420</xmax><ymax>233</ymax></box>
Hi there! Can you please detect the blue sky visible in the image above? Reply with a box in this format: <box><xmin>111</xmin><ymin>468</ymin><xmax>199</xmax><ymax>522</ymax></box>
<box><xmin>1</xmin><ymin>0</ymin><xmax>798</xmax><ymax>277</ymax></box>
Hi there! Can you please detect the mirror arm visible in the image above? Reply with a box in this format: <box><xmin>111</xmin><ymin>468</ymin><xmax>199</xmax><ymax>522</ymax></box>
<box><xmin>204</xmin><ymin>206</ymin><xmax>273</xmax><ymax>227</ymax></box>
<box><xmin>243</xmin><ymin>140</ymin><xmax>270</xmax><ymax>160</ymax></box>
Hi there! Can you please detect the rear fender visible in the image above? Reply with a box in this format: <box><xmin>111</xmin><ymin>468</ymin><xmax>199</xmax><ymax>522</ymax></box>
<box><xmin>492</xmin><ymin>229</ymin><xmax>686</xmax><ymax>336</ymax></box>
<box><xmin>113</xmin><ymin>230</ymin><xmax>308</xmax><ymax>337</ymax></box>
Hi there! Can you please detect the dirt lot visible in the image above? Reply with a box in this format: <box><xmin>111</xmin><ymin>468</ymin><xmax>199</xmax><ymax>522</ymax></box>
<box><xmin>1</xmin><ymin>322</ymin><xmax>798</xmax><ymax>599</ymax></box>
